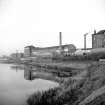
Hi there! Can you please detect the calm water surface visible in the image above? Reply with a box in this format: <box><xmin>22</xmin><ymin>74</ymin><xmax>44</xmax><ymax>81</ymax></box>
<box><xmin>0</xmin><ymin>64</ymin><xmax>59</xmax><ymax>105</ymax></box>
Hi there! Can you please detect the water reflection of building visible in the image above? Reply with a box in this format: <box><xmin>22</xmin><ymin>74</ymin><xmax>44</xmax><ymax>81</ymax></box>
<box><xmin>23</xmin><ymin>65</ymin><xmax>61</xmax><ymax>82</ymax></box>
<box><xmin>24</xmin><ymin>66</ymin><xmax>33</xmax><ymax>80</ymax></box>
<box><xmin>11</xmin><ymin>64</ymin><xmax>24</xmax><ymax>70</ymax></box>
<box><xmin>11</xmin><ymin>65</ymin><xmax>19</xmax><ymax>72</ymax></box>
<box><xmin>11</xmin><ymin>65</ymin><xmax>34</xmax><ymax>81</ymax></box>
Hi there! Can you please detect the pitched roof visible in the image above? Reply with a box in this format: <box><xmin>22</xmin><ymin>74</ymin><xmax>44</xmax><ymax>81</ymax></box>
<box><xmin>24</xmin><ymin>45</ymin><xmax>35</xmax><ymax>48</ymax></box>
<box><xmin>96</xmin><ymin>30</ymin><xmax>105</xmax><ymax>34</ymax></box>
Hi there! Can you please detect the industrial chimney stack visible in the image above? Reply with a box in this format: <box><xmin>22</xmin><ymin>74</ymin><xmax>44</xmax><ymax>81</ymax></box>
<box><xmin>59</xmin><ymin>32</ymin><xmax>62</xmax><ymax>53</ymax></box>
<box><xmin>84</xmin><ymin>33</ymin><xmax>88</xmax><ymax>50</ymax></box>
<box><xmin>59</xmin><ymin>32</ymin><xmax>62</xmax><ymax>47</ymax></box>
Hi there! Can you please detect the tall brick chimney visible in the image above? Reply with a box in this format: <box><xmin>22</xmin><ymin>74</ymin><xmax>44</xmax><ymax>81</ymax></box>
<box><xmin>59</xmin><ymin>32</ymin><xmax>62</xmax><ymax>53</ymax></box>
<box><xmin>59</xmin><ymin>32</ymin><xmax>62</xmax><ymax>47</ymax></box>
<box><xmin>84</xmin><ymin>33</ymin><xmax>88</xmax><ymax>50</ymax></box>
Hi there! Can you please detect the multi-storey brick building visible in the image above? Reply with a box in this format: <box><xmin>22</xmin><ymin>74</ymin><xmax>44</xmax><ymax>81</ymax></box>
<box><xmin>24</xmin><ymin>45</ymin><xmax>36</xmax><ymax>57</ymax></box>
<box><xmin>92</xmin><ymin>30</ymin><xmax>105</xmax><ymax>48</ymax></box>
<box><xmin>24</xmin><ymin>44</ymin><xmax>76</xmax><ymax>57</ymax></box>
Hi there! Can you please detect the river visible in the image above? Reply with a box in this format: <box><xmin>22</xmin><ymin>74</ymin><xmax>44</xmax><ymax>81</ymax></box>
<box><xmin>0</xmin><ymin>64</ymin><xmax>59</xmax><ymax>105</ymax></box>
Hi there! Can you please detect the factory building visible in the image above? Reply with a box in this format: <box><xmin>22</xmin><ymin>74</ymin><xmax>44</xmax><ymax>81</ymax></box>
<box><xmin>24</xmin><ymin>32</ymin><xmax>76</xmax><ymax>57</ymax></box>
<box><xmin>92</xmin><ymin>30</ymin><xmax>105</xmax><ymax>48</ymax></box>
<box><xmin>24</xmin><ymin>45</ymin><xmax>36</xmax><ymax>57</ymax></box>
<box><xmin>24</xmin><ymin>44</ymin><xmax>76</xmax><ymax>57</ymax></box>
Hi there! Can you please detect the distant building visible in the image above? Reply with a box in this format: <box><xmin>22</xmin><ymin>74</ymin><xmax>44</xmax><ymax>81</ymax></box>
<box><xmin>24</xmin><ymin>45</ymin><xmax>36</xmax><ymax>57</ymax></box>
<box><xmin>24</xmin><ymin>44</ymin><xmax>76</xmax><ymax>57</ymax></box>
<box><xmin>92</xmin><ymin>30</ymin><xmax>105</xmax><ymax>48</ymax></box>
<box><xmin>10</xmin><ymin>53</ymin><xmax>24</xmax><ymax>59</ymax></box>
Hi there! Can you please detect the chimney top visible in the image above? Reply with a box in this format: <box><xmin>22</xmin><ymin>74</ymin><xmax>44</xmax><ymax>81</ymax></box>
<box><xmin>94</xmin><ymin>29</ymin><xmax>96</xmax><ymax>34</ymax></box>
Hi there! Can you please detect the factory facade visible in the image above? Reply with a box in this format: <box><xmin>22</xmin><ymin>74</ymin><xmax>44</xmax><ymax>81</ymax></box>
<box><xmin>24</xmin><ymin>44</ymin><xmax>76</xmax><ymax>57</ymax></box>
<box><xmin>24</xmin><ymin>32</ymin><xmax>76</xmax><ymax>57</ymax></box>
<box><xmin>24</xmin><ymin>30</ymin><xmax>105</xmax><ymax>58</ymax></box>
<box><xmin>92</xmin><ymin>30</ymin><xmax>105</xmax><ymax>48</ymax></box>
<box><xmin>24</xmin><ymin>45</ymin><xmax>36</xmax><ymax>57</ymax></box>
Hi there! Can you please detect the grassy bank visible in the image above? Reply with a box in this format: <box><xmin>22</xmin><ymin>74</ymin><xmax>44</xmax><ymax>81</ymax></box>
<box><xmin>26</xmin><ymin>62</ymin><xmax>105</xmax><ymax>105</ymax></box>
<box><xmin>26</xmin><ymin>86</ymin><xmax>79</xmax><ymax>105</ymax></box>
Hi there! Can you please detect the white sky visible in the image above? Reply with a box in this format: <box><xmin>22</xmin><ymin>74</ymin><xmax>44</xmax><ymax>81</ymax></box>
<box><xmin>0</xmin><ymin>0</ymin><xmax>105</xmax><ymax>55</ymax></box>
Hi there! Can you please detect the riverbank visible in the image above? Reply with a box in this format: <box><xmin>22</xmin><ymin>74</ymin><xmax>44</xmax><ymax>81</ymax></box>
<box><xmin>2</xmin><ymin>58</ymin><xmax>105</xmax><ymax>105</ymax></box>
<box><xmin>23</xmin><ymin>60</ymin><xmax>92</xmax><ymax>78</ymax></box>
<box><xmin>26</xmin><ymin>62</ymin><xmax>105</xmax><ymax>105</ymax></box>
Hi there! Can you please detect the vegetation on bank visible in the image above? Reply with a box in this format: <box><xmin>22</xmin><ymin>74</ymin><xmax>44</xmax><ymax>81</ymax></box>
<box><xmin>26</xmin><ymin>63</ymin><xmax>105</xmax><ymax>105</ymax></box>
<box><xmin>26</xmin><ymin>87</ymin><xmax>79</xmax><ymax>105</ymax></box>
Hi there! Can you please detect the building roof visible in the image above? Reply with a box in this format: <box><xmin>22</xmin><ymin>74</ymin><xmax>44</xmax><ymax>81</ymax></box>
<box><xmin>24</xmin><ymin>44</ymin><xmax>76</xmax><ymax>52</ymax></box>
<box><xmin>96</xmin><ymin>30</ymin><xmax>105</xmax><ymax>35</ymax></box>
<box><xmin>34</xmin><ymin>44</ymin><xmax>76</xmax><ymax>50</ymax></box>
<box><xmin>24</xmin><ymin>45</ymin><xmax>35</xmax><ymax>48</ymax></box>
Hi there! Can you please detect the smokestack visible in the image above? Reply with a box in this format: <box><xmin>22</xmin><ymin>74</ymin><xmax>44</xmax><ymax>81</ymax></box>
<box><xmin>59</xmin><ymin>32</ymin><xmax>62</xmax><ymax>53</ymax></box>
<box><xmin>84</xmin><ymin>35</ymin><xmax>86</xmax><ymax>50</ymax></box>
<box><xmin>59</xmin><ymin>32</ymin><xmax>62</xmax><ymax>47</ymax></box>
<box><xmin>84</xmin><ymin>33</ymin><xmax>88</xmax><ymax>50</ymax></box>
<box><xmin>94</xmin><ymin>29</ymin><xmax>96</xmax><ymax>34</ymax></box>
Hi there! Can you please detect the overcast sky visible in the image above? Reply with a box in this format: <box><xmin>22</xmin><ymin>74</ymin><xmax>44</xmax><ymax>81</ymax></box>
<box><xmin>0</xmin><ymin>0</ymin><xmax>105</xmax><ymax>55</ymax></box>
